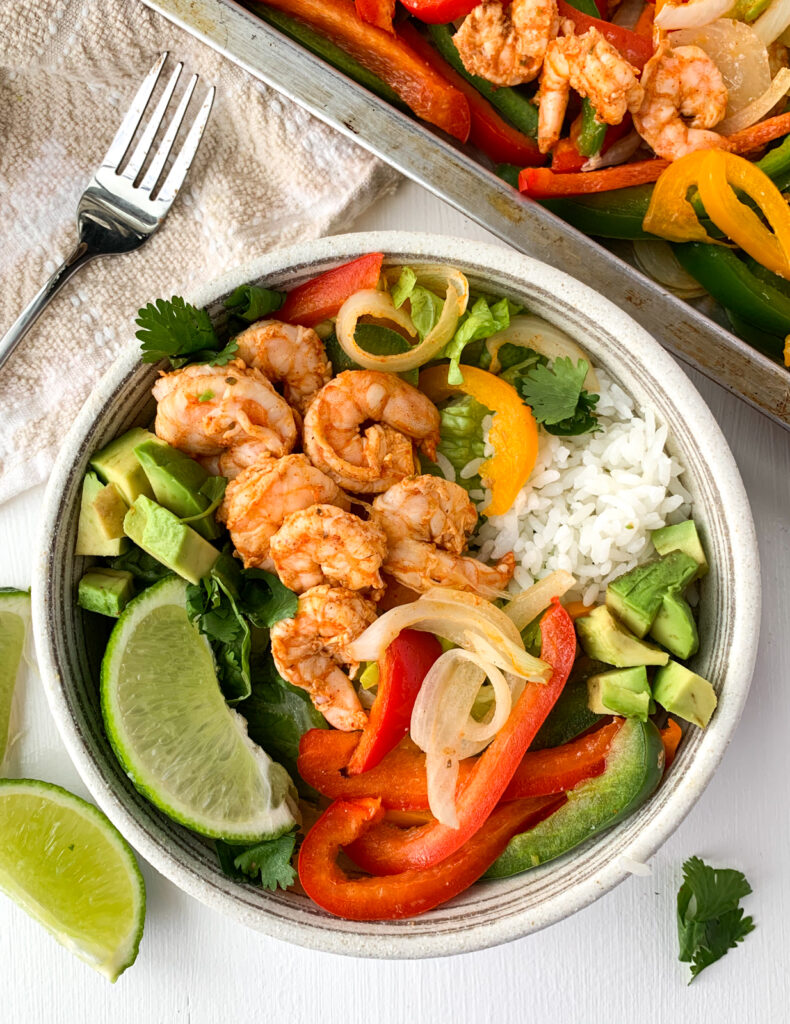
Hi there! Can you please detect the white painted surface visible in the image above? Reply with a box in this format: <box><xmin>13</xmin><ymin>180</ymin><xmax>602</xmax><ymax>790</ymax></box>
<box><xmin>1</xmin><ymin>182</ymin><xmax>787</xmax><ymax>1022</ymax></box>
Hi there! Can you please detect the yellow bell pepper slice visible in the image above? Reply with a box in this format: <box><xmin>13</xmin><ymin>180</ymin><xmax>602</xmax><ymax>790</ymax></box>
<box><xmin>644</xmin><ymin>149</ymin><xmax>790</xmax><ymax>280</ymax></box>
<box><xmin>696</xmin><ymin>151</ymin><xmax>790</xmax><ymax>281</ymax></box>
<box><xmin>643</xmin><ymin>150</ymin><xmax>720</xmax><ymax>244</ymax></box>
<box><xmin>419</xmin><ymin>364</ymin><xmax>538</xmax><ymax>517</ymax></box>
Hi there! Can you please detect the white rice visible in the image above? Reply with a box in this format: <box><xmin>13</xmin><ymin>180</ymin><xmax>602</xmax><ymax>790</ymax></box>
<box><xmin>467</xmin><ymin>369</ymin><xmax>692</xmax><ymax>604</ymax></box>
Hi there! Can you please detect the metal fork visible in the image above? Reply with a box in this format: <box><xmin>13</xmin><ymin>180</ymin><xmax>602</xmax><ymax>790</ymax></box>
<box><xmin>0</xmin><ymin>53</ymin><xmax>214</xmax><ymax>372</ymax></box>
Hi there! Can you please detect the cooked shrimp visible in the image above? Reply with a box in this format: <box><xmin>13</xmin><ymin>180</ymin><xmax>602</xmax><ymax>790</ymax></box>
<box><xmin>538</xmin><ymin>25</ymin><xmax>644</xmax><ymax>153</ymax></box>
<box><xmin>270</xmin><ymin>584</ymin><xmax>377</xmax><ymax>731</ymax></box>
<box><xmin>372</xmin><ymin>475</ymin><xmax>515</xmax><ymax>598</ymax></box>
<box><xmin>633</xmin><ymin>42</ymin><xmax>728</xmax><ymax>160</ymax></box>
<box><xmin>382</xmin><ymin>537</ymin><xmax>516</xmax><ymax>598</ymax></box>
<box><xmin>372</xmin><ymin>475</ymin><xmax>477</xmax><ymax>554</ymax></box>
<box><xmin>233</xmin><ymin>320</ymin><xmax>331</xmax><ymax>414</ymax></box>
<box><xmin>303</xmin><ymin>370</ymin><xmax>441</xmax><ymax>494</ymax></box>
<box><xmin>269</xmin><ymin>505</ymin><xmax>388</xmax><ymax>594</ymax></box>
<box><xmin>453</xmin><ymin>0</ymin><xmax>560</xmax><ymax>87</ymax></box>
<box><xmin>198</xmin><ymin>443</ymin><xmax>268</xmax><ymax>481</ymax></box>
<box><xmin>217</xmin><ymin>454</ymin><xmax>349</xmax><ymax>570</ymax></box>
<box><xmin>153</xmin><ymin>360</ymin><xmax>297</xmax><ymax>462</ymax></box>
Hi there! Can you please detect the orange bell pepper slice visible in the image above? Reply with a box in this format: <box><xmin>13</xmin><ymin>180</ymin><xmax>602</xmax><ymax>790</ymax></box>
<box><xmin>660</xmin><ymin>718</ymin><xmax>682</xmax><ymax>770</ymax></box>
<box><xmin>355</xmin><ymin>0</ymin><xmax>395</xmax><ymax>33</ymax></box>
<box><xmin>419</xmin><ymin>363</ymin><xmax>538</xmax><ymax>517</ymax></box>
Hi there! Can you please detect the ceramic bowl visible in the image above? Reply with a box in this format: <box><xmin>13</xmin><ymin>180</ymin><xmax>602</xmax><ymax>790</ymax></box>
<box><xmin>32</xmin><ymin>232</ymin><xmax>760</xmax><ymax>958</ymax></box>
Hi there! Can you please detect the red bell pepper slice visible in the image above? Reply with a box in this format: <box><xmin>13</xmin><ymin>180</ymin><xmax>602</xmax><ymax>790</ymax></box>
<box><xmin>299</xmin><ymin>717</ymin><xmax>622</xmax><ymax>807</ymax></box>
<box><xmin>519</xmin><ymin>159</ymin><xmax>669</xmax><ymax>198</ymax></box>
<box><xmin>633</xmin><ymin>3</ymin><xmax>655</xmax><ymax>38</ymax></box>
<box><xmin>345</xmin><ymin>599</ymin><xmax>576</xmax><ymax>874</ymax></box>
<box><xmin>257</xmin><ymin>0</ymin><xmax>471</xmax><ymax>141</ymax></box>
<box><xmin>399</xmin><ymin>23</ymin><xmax>546</xmax><ymax>167</ymax></box>
<box><xmin>279</xmin><ymin>252</ymin><xmax>384</xmax><ymax>327</ymax></box>
<box><xmin>347</xmin><ymin>629</ymin><xmax>443</xmax><ymax>775</ymax></box>
<box><xmin>297</xmin><ymin>793</ymin><xmax>563</xmax><ymax>920</ymax></box>
<box><xmin>355</xmin><ymin>0</ymin><xmax>395</xmax><ymax>33</ymax></box>
<box><xmin>558</xmin><ymin>0</ymin><xmax>654</xmax><ymax>71</ymax></box>
<box><xmin>399</xmin><ymin>0</ymin><xmax>479</xmax><ymax>23</ymax></box>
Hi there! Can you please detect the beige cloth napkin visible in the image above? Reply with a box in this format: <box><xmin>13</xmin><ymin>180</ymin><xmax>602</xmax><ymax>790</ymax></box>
<box><xmin>0</xmin><ymin>0</ymin><xmax>398</xmax><ymax>504</ymax></box>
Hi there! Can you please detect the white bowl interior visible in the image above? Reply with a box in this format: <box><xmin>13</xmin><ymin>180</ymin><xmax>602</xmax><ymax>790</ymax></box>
<box><xmin>33</xmin><ymin>232</ymin><xmax>760</xmax><ymax>958</ymax></box>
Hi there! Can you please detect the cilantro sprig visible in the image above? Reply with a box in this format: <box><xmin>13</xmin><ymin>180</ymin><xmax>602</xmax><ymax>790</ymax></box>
<box><xmin>136</xmin><ymin>296</ymin><xmax>238</xmax><ymax>367</ymax></box>
<box><xmin>514</xmin><ymin>356</ymin><xmax>600</xmax><ymax>436</ymax></box>
<box><xmin>677</xmin><ymin>856</ymin><xmax>755</xmax><ymax>982</ymax></box>
<box><xmin>216</xmin><ymin>830</ymin><xmax>297</xmax><ymax>891</ymax></box>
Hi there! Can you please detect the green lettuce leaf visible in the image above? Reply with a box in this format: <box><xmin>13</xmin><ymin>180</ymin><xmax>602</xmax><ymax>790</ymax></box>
<box><xmin>431</xmin><ymin>395</ymin><xmax>491</xmax><ymax>494</ymax></box>
<box><xmin>443</xmin><ymin>296</ymin><xmax>519</xmax><ymax>385</ymax></box>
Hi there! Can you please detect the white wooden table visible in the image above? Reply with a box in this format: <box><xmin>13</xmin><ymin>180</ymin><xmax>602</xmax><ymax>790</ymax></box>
<box><xmin>1</xmin><ymin>182</ymin><xmax>788</xmax><ymax>1024</ymax></box>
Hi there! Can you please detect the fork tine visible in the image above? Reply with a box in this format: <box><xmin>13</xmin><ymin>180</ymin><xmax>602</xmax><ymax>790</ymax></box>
<box><xmin>156</xmin><ymin>87</ymin><xmax>215</xmax><ymax>207</ymax></box>
<box><xmin>101</xmin><ymin>52</ymin><xmax>168</xmax><ymax>172</ymax></box>
<box><xmin>121</xmin><ymin>62</ymin><xmax>183</xmax><ymax>182</ymax></box>
<box><xmin>139</xmin><ymin>74</ymin><xmax>198</xmax><ymax>194</ymax></box>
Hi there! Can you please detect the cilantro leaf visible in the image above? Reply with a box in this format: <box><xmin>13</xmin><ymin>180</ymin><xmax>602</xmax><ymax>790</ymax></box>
<box><xmin>135</xmin><ymin>296</ymin><xmax>238</xmax><ymax>368</ymax></box>
<box><xmin>677</xmin><ymin>856</ymin><xmax>755</xmax><ymax>982</ymax></box>
<box><xmin>224</xmin><ymin>284</ymin><xmax>285</xmax><ymax>323</ymax></box>
<box><xmin>442</xmin><ymin>296</ymin><xmax>517</xmax><ymax>385</ymax></box>
<box><xmin>515</xmin><ymin>357</ymin><xmax>600</xmax><ymax>436</ymax></box>
<box><xmin>186</xmin><ymin>554</ymin><xmax>297</xmax><ymax>705</ymax></box>
<box><xmin>216</xmin><ymin>830</ymin><xmax>297</xmax><ymax>891</ymax></box>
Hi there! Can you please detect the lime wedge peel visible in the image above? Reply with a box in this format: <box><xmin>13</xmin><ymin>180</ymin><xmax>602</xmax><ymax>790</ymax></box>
<box><xmin>100</xmin><ymin>576</ymin><xmax>299</xmax><ymax>842</ymax></box>
<box><xmin>0</xmin><ymin>778</ymin><xmax>145</xmax><ymax>982</ymax></box>
<box><xmin>0</xmin><ymin>589</ymin><xmax>31</xmax><ymax>768</ymax></box>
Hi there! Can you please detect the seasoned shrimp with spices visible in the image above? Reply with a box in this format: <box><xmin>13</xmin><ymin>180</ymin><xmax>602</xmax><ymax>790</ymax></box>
<box><xmin>153</xmin><ymin>360</ymin><xmax>297</xmax><ymax>461</ymax></box>
<box><xmin>270</xmin><ymin>584</ymin><xmax>377</xmax><ymax>731</ymax></box>
<box><xmin>633</xmin><ymin>42</ymin><xmax>728</xmax><ymax>161</ymax></box>
<box><xmin>217</xmin><ymin>454</ymin><xmax>349</xmax><ymax>570</ymax></box>
<box><xmin>303</xmin><ymin>370</ymin><xmax>441</xmax><ymax>494</ymax></box>
<box><xmin>538</xmin><ymin>25</ymin><xmax>644</xmax><ymax>153</ymax></box>
<box><xmin>372</xmin><ymin>475</ymin><xmax>515</xmax><ymax>598</ymax></box>
<box><xmin>233</xmin><ymin>319</ymin><xmax>331</xmax><ymax>413</ymax></box>
<box><xmin>269</xmin><ymin>505</ymin><xmax>388</xmax><ymax>594</ymax></box>
<box><xmin>453</xmin><ymin>0</ymin><xmax>560</xmax><ymax>87</ymax></box>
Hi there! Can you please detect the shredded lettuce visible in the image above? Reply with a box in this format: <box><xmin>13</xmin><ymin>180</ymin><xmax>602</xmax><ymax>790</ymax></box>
<box><xmin>443</xmin><ymin>296</ymin><xmax>520</xmax><ymax>384</ymax></box>
<box><xmin>391</xmin><ymin>266</ymin><xmax>417</xmax><ymax>308</ymax></box>
<box><xmin>409</xmin><ymin>287</ymin><xmax>444</xmax><ymax>340</ymax></box>
<box><xmin>433</xmin><ymin>395</ymin><xmax>491</xmax><ymax>493</ymax></box>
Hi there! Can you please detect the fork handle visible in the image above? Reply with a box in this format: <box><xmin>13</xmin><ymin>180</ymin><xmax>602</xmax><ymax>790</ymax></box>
<box><xmin>0</xmin><ymin>242</ymin><xmax>99</xmax><ymax>373</ymax></box>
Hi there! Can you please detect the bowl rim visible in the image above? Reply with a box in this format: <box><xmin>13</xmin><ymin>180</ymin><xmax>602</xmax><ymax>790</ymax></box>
<box><xmin>32</xmin><ymin>230</ymin><xmax>761</xmax><ymax>959</ymax></box>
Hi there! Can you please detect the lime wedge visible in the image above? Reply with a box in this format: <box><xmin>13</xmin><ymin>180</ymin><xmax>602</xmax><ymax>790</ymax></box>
<box><xmin>0</xmin><ymin>589</ymin><xmax>30</xmax><ymax>766</ymax></box>
<box><xmin>101</xmin><ymin>576</ymin><xmax>298</xmax><ymax>841</ymax></box>
<box><xmin>0</xmin><ymin>779</ymin><xmax>144</xmax><ymax>981</ymax></box>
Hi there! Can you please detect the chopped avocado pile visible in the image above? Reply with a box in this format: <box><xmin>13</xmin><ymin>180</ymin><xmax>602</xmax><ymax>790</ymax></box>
<box><xmin>78</xmin><ymin>568</ymin><xmax>135</xmax><ymax>617</ymax></box>
<box><xmin>124</xmin><ymin>495</ymin><xmax>220</xmax><ymax>585</ymax></box>
<box><xmin>76</xmin><ymin>473</ymin><xmax>130</xmax><ymax>557</ymax></box>
<box><xmin>578</xmin><ymin>520</ymin><xmax>716</xmax><ymax>732</ymax></box>
<box><xmin>134</xmin><ymin>439</ymin><xmax>226</xmax><ymax>541</ymax></box>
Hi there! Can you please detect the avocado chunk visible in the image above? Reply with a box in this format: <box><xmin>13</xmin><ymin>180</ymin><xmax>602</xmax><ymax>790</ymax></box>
<box><xmin>90</xmin><ymin>427</ymin><xmax>160</xmax><ymax>506</ymax></box>
<box><xmin>75</xmin><ymin>473</ymin><xmax>130</xmax><ymax>557</ymax></box>
<box><xmin>652</xmin><ymin>660</ymin><xmax>717</xmax><ymax>729</ymax></box>
<box><xmin>123</xmin><ymin>495</ymin><xmax>219</xmax><ymax>585</ymax></box>
<box><xmin>134</xmin><ymin>439</ymin><xmax>226</xmax><ymax>541</ymax></box>
<box><xmin>606</xmin><ymin>551</ymin><xmax>699</xmax><ymax>637</ymax></box>
<box><xmin>487</xmin><ymin>718</ymin><xmax>664</xmax><ymax>877</ymax></box>
<box><xmin>652</xmin><ymin>519</ymin><xmax>708</xmax><ymax>578</ymax></box>
<box><xmin>576</xmin><ymin>606</ymin><xmax>669</xmax><ymax>668</ymax></box>
<box><xmin>587</xmin><ymin>666</ymin><xmax>651</xmax><ymax>722</ymax></box>
<box><xmin>530</xmin><ymin>657</ymin><xmax>606</xmax><ymax>750</ymax></box>
<box><xmin>77</xmin><ymin>568</ymin><xmax>135</xmax><ymax>617</ymax></box>
<box><xmin>650</xmin><ymin>589</ymin><xmax>699</xmax><ymax>660</ymax></box>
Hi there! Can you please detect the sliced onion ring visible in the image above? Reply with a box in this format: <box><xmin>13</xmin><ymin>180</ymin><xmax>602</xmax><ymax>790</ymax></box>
<box><xmin>411</xmin><ymin>649</ymin><xmax>513</xmax><ymax>827</ymax></box>
<box><xmin>420</xmin><ymin>587</ymin><xmax>523</xmax><ymax>646</ymax></box>
<box><xmin>753</xmin><ymin>0</ymin><xmax>790</xmax><ymax>45</ymax></box>
<box><xmin>336</xmin><ymin>265</ymin><xmax>469</xmax><ymax>373</ymax></box>
<box><xmin>503</xmin><ymin>570</ymin><xmax>577</xmax><ymax>631</ymax></box>
<box><xmin>718</xmin><ymin>68</ymin><xmax>790</xmax><ymax>134</ymax></box>
<box><xmin>484</xmin><ymin>315</ymin><xmax>599</xmax><ymax>390</ymax></box>
<box><xmin>346</xmin><ymin>600</ymin><xmax>551</xmax><ymax>680</ymax></box>
<box><xmin>655</xmin><ymin>0</ymin><xmax>733</xmax><ymax>31</ymax></box>
<box><xmin>632</xmin><ymin>240</ymin><xmax>708</xmax><ymax>298</ymax></box>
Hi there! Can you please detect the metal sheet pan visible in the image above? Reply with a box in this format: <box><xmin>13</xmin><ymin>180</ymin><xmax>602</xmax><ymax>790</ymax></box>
<box><xmin>144</xmin><ymin>0</ymin><xmax>790</xmax><ymax>429</ymax></box>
